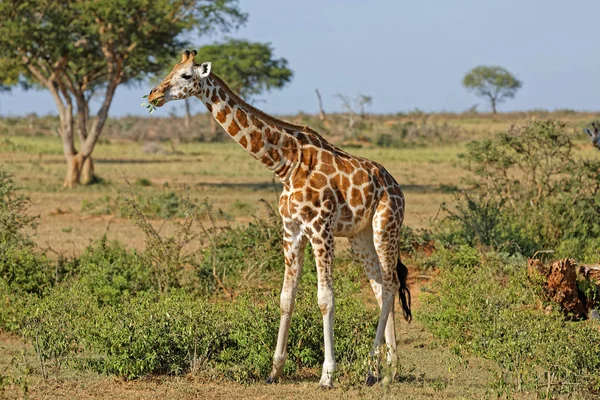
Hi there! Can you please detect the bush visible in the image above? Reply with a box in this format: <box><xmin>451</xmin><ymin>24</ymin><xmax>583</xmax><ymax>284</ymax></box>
<box><xmin>421</xmin><ymin>249</ymin><xmax>600</xmax><ymax>395</ymax></box>
<box><xmin>0</xmin><ymin>169</ymin><xmax>54</xmax><ymax>296</ymax></box>
<box><xmin>22</xmin><ymin>262</ymin><xmax>377</xmax><ymax>383</ymax></box>
<box><xmin>73</xmin><ymin>237</ymin><xmax>153</xmax><ymax>306</ymax></box>
<box><xmin>440</xmin><ymin>120</ymin><xmax>600</xmax><ymax>260</ymax></box>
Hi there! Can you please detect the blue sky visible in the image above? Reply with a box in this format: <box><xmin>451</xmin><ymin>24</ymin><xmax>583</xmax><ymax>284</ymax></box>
<box><xmin>1</xmin><ymin>0</ymin><xmax>600</xmax><ymax>117</ymax></box>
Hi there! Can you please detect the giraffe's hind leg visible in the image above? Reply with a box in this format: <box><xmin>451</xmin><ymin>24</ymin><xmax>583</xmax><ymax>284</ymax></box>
<box><xmin>348</xmin><ymin>227</ymin><xmax>397</xmax><ymax>373</ymax></box>
<box><xmin>370</xmin><ymin>193</ymin><xmax>407</xmax><ymax>384</ymax></box>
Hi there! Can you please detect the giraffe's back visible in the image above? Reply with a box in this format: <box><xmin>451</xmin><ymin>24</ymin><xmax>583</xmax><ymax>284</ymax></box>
<box><xmin>282</xmin><ymin>142</ymin><xmax>404</xmax><ymax>238</ymax></box>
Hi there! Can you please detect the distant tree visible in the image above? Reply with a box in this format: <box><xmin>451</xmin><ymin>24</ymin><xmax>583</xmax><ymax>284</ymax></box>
<box><xmin>171</xmin><ymin>38</ymin><xmax>293</xmax><ymax>133</ymax></box>
<box><xmin>462</xmin><ymin>66</ymin><xmax>522</xmax><ymax>114</ymax></box>
<box><xmin>0</xmin><ymin>1</ymin><xmax>246</xmax><ymax>187</ymax></box>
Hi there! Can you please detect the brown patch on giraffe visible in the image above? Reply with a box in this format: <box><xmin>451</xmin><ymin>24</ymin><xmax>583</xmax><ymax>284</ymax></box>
<box><xmin>268</xmin><ymin>148</ymin><xmax>281</xmax><ymax>164</ymax></box>
<box><xmin>312</xmin><ymin>237</ymin><xmax>323</xmax><ymax>245</ymax></box>
<box><xmin>308</xmin><ymin>172</ymin><xmax>328</xmax><ymax>189</ymax></box>
<box><xmin>313</xmin><ymin>218</ymin><xmax>325</xmax><ymax>233</ymax></box>
<box><xmin>205</xmin><ymin>102</ymin><xmax>212</xmax><ymax>112</ymax></box>
<box><xmin>227</xmin><ymin>120</ymin><xmax>241</xmax><ymax>136</ymax></box>
<box><xmin>320</xmin><ymin>151</ymin><xmax>333</xmax><ymax>165</ymax></box>
<box><xmin>205</xmin><ymin>87</ymin><xmax>211</xmax><ymax>98</ymax></box>
<box><xmin>276</xmin><ymin>162</ymin><xmax>294</xmax><ymax>179</ymax></box>
<box><xmin>211</xmin><ymin>91</ymin><xmax>219</xmax><ymax>104</ymax></box>
<box><xmin>251</xmin><ymin>115</ymin><xmax>264</xmax><ymax>129</ymax></box>
<box><xmin>278</xmin><ymin>198</ymin><xmax>290</xmax><ymax>218</ymax></box>
<box><xmin>265</xmin><ymin>128</ymin><xmax>281</xmax><ymax>144</ymax></box>
<box><xmin>340</xmin><ymin>204</ymin><xmax>353</xmax><ymax>221</ymax></box>
<box><xmin>292</xmin><ymin>170</ymin><xmax>308</xmax><ymax>188</ymax></box>
<box><xmin>341</xmin><ymin>175</ymin><xmax>351</xmax><ymax>191</ymax></box>
<box><xmin>304</xmin><ymin>187</ymin><xmax>320</xmax><ymax>205</ymax></box>
<box><xmin>322</xmin><ymin>188</ymin><xmax>335</xmax><ymax>203</ymax></box>
<box><xmin>262</xmin><ymin>156</ymin><xmax>274</xmax><ymax>168</ymax></box>
<box><xmin>227</xmin><ymin>97</ymin><xmax>236</xmax><ymax>109</ymax></box>
<box><xmin>352</xmin><ymin>170</ymin><xmax>369</xmax><ymax>185</ymax></box>
<box><xmin>334</xmin><ymin>157</ymin><xmax>353</xmax><ymax>175</ymax></box>
<box><xmin>238</xmin><ymin>135</ymin><xmax>248</xmax><ymax>149</ymax></box>
<box><xmin>292</xmin><ymin>190</ymin><xmax>304</xmax><ymax>203</ymax></box>
<box><xmin>236</xmin><ymin>109</ymin><xmax>249</xmax><ymax>128</ymax></box>
<box><xmin>218</xmin><ymin>88</ymin><xmax>227</xmax><ymax>102</ymax></box>
<box><xmin>215</xmin><ymin>109</ymin><xmax>227</xmax><ymax>123</ymax></box>
<box><xmin>300</xmin><ymin>206</ymin><xmax>318</xmax><ymax>221</ymax></box>
<box><xmin>319</xmin><ymin>161</ymin><xmax>336</xmax><ymax>175</ymax></box>
<box><xmin>301</xmin><ymin>147</ymin><xmax>319</xmax><ymax>168</ymax></box>
<box><xmin>349</xmin><ymin>188</ymin><xmax>363</xmax><ymax>208</ymax></box>
<box><xmin>249</xmin><ymin>130</ymin><xmax>264</xmax><ymax>153</ymax></box>
<box><xmin>333</xmin><ymin>188</ymin><xmax>345</xmax><ymax>204</ymax></box>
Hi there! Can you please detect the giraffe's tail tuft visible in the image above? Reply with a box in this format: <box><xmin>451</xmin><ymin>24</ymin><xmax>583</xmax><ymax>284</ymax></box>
<box><xmin>396</xmin><ymin>259</ymin><xmax>412</xmax><ymax>323</ymax></box>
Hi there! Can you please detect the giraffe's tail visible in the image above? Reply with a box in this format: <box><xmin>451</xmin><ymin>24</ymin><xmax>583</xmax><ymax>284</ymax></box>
<box><xmin>396</xmin><ymin>258</ymin><xmax>412</xmax><ymax>323</ymax></box>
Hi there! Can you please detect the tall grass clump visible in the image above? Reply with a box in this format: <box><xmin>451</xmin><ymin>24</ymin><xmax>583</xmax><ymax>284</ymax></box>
<box><xmin>439</xmin><ymin>120</ymin><xmax>600</xmax><ymax>261</ymax></box>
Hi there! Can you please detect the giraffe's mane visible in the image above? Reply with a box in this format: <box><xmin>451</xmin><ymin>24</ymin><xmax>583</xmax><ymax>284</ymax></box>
<box><xmin>208</xmin><ymin>73</ymin><xmax>326</xmax><ymax>140</ymax></box>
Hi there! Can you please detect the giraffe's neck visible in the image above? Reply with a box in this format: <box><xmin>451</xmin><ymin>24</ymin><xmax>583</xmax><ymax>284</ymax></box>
<box><xmin>196</xmin><ymin>75</ymin><xmax>300</xmax><ymax>181</ymax></box>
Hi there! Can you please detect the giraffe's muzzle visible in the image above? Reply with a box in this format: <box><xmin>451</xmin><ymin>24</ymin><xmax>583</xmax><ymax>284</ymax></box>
<box><xmin>147</xmin><ymin>88</ymin><xmax>166</xmax><ymax>107</ymax></box>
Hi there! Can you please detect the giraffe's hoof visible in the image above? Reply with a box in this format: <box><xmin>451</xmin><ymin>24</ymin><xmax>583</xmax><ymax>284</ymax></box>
<box><xmin>365</xmin><ymin>374</ymin><xmax>380</xmax><ymax>387</ymax></box>
<box><xmin>319</xmin><ymin>383</ymin><xmax>334</xmax><ymax>390</ymax></box>
<box><xmin>266</xmin><ymin>376</ymin><xmax>278</xmax><ymax>384</ymax></box>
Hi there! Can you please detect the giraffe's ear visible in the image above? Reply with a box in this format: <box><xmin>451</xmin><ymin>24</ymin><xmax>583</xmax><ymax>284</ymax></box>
<box><xmin>196</xmin><ymin>62</ymin><xmax>211</xmax><ymax>78</ymax></box>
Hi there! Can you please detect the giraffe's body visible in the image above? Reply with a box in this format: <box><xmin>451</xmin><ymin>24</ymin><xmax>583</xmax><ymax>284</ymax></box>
<box><xmin>148</xmin><ymin>51</ymin><xmax>411</xmax><ymax>387</ymax></box>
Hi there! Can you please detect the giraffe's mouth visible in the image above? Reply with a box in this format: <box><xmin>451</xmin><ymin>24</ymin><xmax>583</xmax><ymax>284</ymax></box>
<box><xmin>147</xmin><ymin>91</ymin><xmax>166</xmax><ymax>107</ymax></box>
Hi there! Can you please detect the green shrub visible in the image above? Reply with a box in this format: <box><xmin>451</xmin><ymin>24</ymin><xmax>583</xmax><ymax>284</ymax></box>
<box><xmin>0</xmin><ymin>169</ymin><xmax>54</xmax><ymax>296</ymax></box>
<box><xmin>82</xmin><ymin>290</ymin><xmax>220</xmax><ymax>378</ymax></box>
<box><xmin>421</xmin><ymin>250</ymin><xmax>600</xmax><ymax>395</ymax></box>
<box><xmin>73</xmin><ymin>237</ymin><xmax>153</xmax><ymax>306</ymax></box>
<box><xmin>440</xmin><ymin>120</ymin><xmax>600</xmax><ymax>260</ymax></box>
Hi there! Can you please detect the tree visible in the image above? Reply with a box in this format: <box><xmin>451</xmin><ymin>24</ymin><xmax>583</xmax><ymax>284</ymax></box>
<box><xmin>0</xmin><ymin>0</ymin><xmax>246</xmax><ymax>187</ymax></box>
<box><xmin>462</xmin><ymin>66</ymin><xmax>522</xmax><ymax>114</ymax></box>
<box><xmin>184</xmin><ymin>38</ymin><xmax>293</xmax><ymax>134</ymax></box>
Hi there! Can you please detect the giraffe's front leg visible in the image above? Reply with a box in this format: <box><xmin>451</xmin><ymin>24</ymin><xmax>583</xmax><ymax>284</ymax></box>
<box><xmin>267</xmin><ymin>221</ymin><xmax>306</xmax><ymax>383</ymax></box>
<box><xmin>310</xmin><ymin>224</ymin><xmax>336</xmax><ymax>389</ymax></box>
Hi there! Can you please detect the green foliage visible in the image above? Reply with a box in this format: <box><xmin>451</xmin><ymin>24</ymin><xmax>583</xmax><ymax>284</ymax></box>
<box><xmin>421</xmin><ymin>250</ymin><xmax>600</xmax><ymax>395</ymax></box>
<box><xmin>0</xmin><ymin>0</ymin><xmax>247</xmax><ymax>90</ymax></box>
<box><xmin>0</xmin><ymin>168</ymin><xmax>54</xmax><ymax>296</ymax></box>
<box><xmin>193</xmin><ymin>38</ymin><xmax>293</xmax><ymax>99</ymax></box>
<box><xmin>462</xmin><ymin>66</ymin><xmax>522</xmax><ymax>113</ymax></box>
<box><xmin>440</xmin><ymin>120</ymin><xmax>600</xmax><ymax>260</ymax></box>
<box><xmin>74</xmin><ymin>237</ymin><xmax>153</xmax><ymax>306</ymax></box>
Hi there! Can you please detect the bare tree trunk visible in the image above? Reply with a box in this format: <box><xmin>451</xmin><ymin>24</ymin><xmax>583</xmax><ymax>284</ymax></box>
<box><xmin>490</xmin><ymin>97</ymin><xmax>497</xmax><ymax>114</ymax></box>
<box><xmin>315</xmin><ymin>88</ymin><xmax>326</xmax><ymax>122</ymax></box>
<box><xmin>184</xmin><ymin>98</ymin><xmax>192</xmax><ymax>129</ymax></box>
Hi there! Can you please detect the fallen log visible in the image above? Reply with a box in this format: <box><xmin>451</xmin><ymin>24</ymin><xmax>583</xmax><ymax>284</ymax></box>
<box><xmin>527</xmin><ymin>258</ymin><xmax>591</xmax><ymax>319</ymax></box>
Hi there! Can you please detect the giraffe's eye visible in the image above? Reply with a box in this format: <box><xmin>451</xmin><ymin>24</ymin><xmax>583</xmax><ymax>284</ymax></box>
<box><xmin>181</xmin><ymin>74</ymin><xmax>193</xmax><ymax>80</ymax></box>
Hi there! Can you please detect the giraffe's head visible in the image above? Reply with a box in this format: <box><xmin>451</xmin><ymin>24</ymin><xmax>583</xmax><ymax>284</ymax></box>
<box><xmin>584</xmin><ymin>123</ymin><xmax>600</xmax><ymax>150</ymax></box>
<box><xmin>147</xmin><ymin>50</ymin><xmax>211</xmax><ymax>107</ymax></box>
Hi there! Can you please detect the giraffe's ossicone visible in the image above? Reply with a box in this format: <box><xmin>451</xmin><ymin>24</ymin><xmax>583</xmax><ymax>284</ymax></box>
<box><xmin>148</xmin><ymin>50</ymin><xmax>412</xmax><ymax>388</ymax></box>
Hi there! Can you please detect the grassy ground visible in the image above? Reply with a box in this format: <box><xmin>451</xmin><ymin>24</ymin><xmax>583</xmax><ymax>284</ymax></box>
<box><xmin>1</xmin><ymin>134</ymin><xmax>469</xmax><ymax>255</ymax></box>
<box><xmin>2</xmin><ymin>288</ymin><xmax>506</xmax><ymax>399</ymax></box>
<box><xmin>1</xmin><ymin>112</ymin><xmax>599</xmax><ymax>399</ymax></box>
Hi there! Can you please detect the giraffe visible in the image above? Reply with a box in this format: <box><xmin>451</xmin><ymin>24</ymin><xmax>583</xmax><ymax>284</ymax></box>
<box><xmin>584</xmin><ymin>123</ymin><xmax>600</xmax><ymax>150</ymax></box>
<box><xmin>147</xmin><ymin>50</ymin><xmax>412</xmax><ymax>388</ymax></box>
